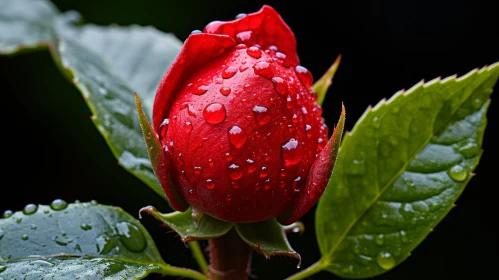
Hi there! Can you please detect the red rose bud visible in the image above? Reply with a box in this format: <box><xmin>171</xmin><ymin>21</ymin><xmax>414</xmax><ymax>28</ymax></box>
<box><xmin>147</xmin><ymin>5</ymin><xmax>344</xmax><ymax>224</ymax></box>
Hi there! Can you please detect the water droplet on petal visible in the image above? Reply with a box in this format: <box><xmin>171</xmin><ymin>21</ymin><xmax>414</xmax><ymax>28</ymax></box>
<box><xmin>295</xmin><ymin>65</ymin><xmax>314</xmax><ymax>88</ymax></box>
<box><xmin>272</xmin><ymin>77</ymin><xmax>288</xmax><ymax>95</ymax></box>
<box><xmin>232</xmin><ymin>182</ymin><xmax>240</xmax><ymax>189</ymax></box>
<box><xmin>255</xmin><ymin>183</ymin><xmax>261</xmax><ymax>190</ymax></box>
<box><xmin>448</xmin><ymin>165</ymin><xmax>468</xmax><ymax>181</ymax></box>
<box><xmin>208</xmin><ymin>159</ymin><xmax>214</xmax><ymax>167</ymax></box>
<box><xmin>203</xmin><ymin>103</ymin><xmax>226</xmax><ymax>124</ymax></box>
<box><xmin>225</xmin><ymin>152</ymin><xmax>233</xmax><ymax>161</ymax></box>
<box><xmin>236</xmin><ymin>30</ymin><xmax>254</xmax><ymax>45</ymax></box>
<box><xmin>252</xmin><ymin>105</ymin><xmax>271</xmax><ymax>125</ymax></box>
<box><xmin>280</xmin><ymin>168</ymin><xmax>287</xmax><ymax>177</ymax></box>
<box><xmin>282</xmin><ymin>139</ymin><xmax>304</xmax><ymax>167</ymax></box>
<box><xmin>236</xmin><ymin>43</ymin><xmax>247</xmax><ymax>49</ymax></box>
<box><xmin>116</xmin><ymin>222</ymin><xmax>146</xmax><ymax>252</ymax></box>
<box><xmin>247</xmin><ymin>46</ymin><xmax>262</xmax><ymax>58</ymax></box>
<box><xmin>23</xmin><ymin>204</ymin><xmax>38</xmax><ymax>215</ymax></box>
<box><xmin>190</xmin><ymin>29</ymin><xmax>202</xmax><ymax>35</ymax></box>
<box><xmin>228</xmin><ymin>126</ymin><xmax>248</xmax><ymax>148</ymax></box>
<box><xmin>259</xmin><ymin>166</ymin><xmax>269</xmax><ymax>178</ymax></box>
<box><xmin>317</xmin><ymin>138</ymin><xmax>326</xmax><ymax>151</ymax></box>
<box><xmin>206</xmin><ymin>179</ymin><xmax>215</xmax><ymax>190</ymax></box>
<box><xmin>159</xmin><ymin>118</ymin><xmax>169</xmax><ymax>138</ymax></box>
<box><xmin>377</xmin><ymin>252</ymin><xmax>396</xmax><ymax>270</ymax></box>
<box><xmin>280</xmin><ymin>181</ymin><xmax>286</xmax><ymax>188</ymax></box>
<box><xmin>192</xmin><ymin>85</ymin><xmax>209</xmax><ymax>95</ymax></box>
<box><xmin>193</xmin><ymin>166</ymin><xmax>202</xmax><ymax>176</ymax></box>
<box><xmin>305</xmin><ymin>124</ymin><xmax>313</xmax><ymax>138</ymax></box>
<box><xmin>269</xmin><ymin>45</ymin><xmax>279</xmax><ymax>52</ymax></box>
<box><xmin>50</xmin><ymin>199</ymin><xmax>68</xmax><ymax>211</ymax></box>
<box><xmin>253</xmin><ymin>61</ymin><xmax>273</xmax><ymax>79</ymax></box>
<box><xmin>183</xmin><ymin>121</ymin><xmax>193</xmax><ymax>133</ymax></box>
<box><xmin>239</xmin><ymin>65</ymin><xmax>249</xmax><ymax>72</ymax></box>
<box><xmin>263</xmin><ymin>153</ymin><xmax>270</xmax><ymax>161</ymax></box>
<box><xmin>292</xmin><ymin>176</ymin><xmax>303</xmax><ymax>191</ymax></box>
<box><xmin>292</xmin><ymin>114</ymin><xmax>299</xmax><ymax>123</ymax></box>
<box><xmin>222</xmin><ymin>66</ymin><xmax>238</xmax><ymax>79</ymax></box>
<box><xmin>235</xmin><ymin>13</ymin><xmax>246</xmax><ymax>19</ymax></box>
<box><xmin>244</xmin><ymin>83</ymin><xmax>253</xmax><ymax>92</ymax></box>
<box><xmin>229</xmin><ymin>164</ymin><xmax>243</xmax><ymax>180</ymax></box>
<box><xmin>286</xmin><ymin>96</ymin><xmax>294</xmax><ymax>109</ymax></box>
<box><xmin>246</xmin><ymin>159</ymin><xmax>256</xmax><ymax>173</ymax></box>
<box><xmin>220</xmin><ymin>87</ymin><xmax>231</xmax><ymax>96</ymax></box>
<box><xmin>264</xmin><ymin>179</ymin><xmax>271</xmax><ymax>190</ymax></box>
<box><xmin>188</xmin><ymin>189</ymin><xmax>197</xmax><ymax>200</ymax></box>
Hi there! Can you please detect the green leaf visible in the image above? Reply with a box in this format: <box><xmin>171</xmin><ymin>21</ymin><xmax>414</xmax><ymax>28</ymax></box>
<box><xmin>235</xmin><ymin>219</ymin><xmax>301</xmax><ymax>265</ymax></box>
<box><xmin>0</xmin><ymin>258</ymin><xmax>162</xmax><ymax>279</ymax></box>
<box><xmin>0</xmin><ymin>202</ymin><xmax>207</xmax><ymax>279</ymax></box>
<box><xmin>312</xmin><ymin>55</ymin><xmax>341</xmax><ymax>105</ymax></box>
<box><xmin>139</xmin><ymin>206</ymin><xmax>233</xmax><ymax>242</ymax></box>
<box><xmin>315</xmin><ymin>63</ymin><xmax>499</xmax><ymax>278</ymax></box>
<box><xmin>0</xmin><ymin>0</ymin><xmax>184</xmax><ymax>202</ymax></box>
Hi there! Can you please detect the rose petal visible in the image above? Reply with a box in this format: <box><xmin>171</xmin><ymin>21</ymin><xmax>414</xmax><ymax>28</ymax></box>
<box><xmin>204</xmin><ymin>5</ymin><xmax>299</xmax><ymax>66</ymax></box>
<box><xmin>152</xmin><ymin>33</ymin><xmax>236</xmax><ymax>130</ymax></box>
<box><xmin>279</xmin><ymin>105</ymin><xmax>345</xmax><ymax>225</ymax></box>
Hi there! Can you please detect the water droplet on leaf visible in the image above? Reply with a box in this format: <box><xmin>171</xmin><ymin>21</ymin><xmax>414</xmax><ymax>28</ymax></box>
<box><xmin>50</xmin><ymin>199</ymin><xmax>68</xmax><ymax>211</ymax></box>
<box><xmin>377</xmin><ymin>252</ymin><xmax>396</xmax><ymax>270</ymax></box>
<box><xmin>116</xmin><ymin>222</ymin><xmax>147</xmax><ymax>252</ymax></box>
<box><xmin>23</xmin><ymin>204</ymin><xmax>38</xmax><ymax>215</ymax></box>
<box><xmin>81</xmin><ymin>223</ymin><xmax>92</xmax><ymax>231</ymax></box>
<box><xmin>2</xmin><ymin>210</ymin><xmax>13</xmax><ymax>218</ymax></box>
<box><xmin>447</xmin><ymin>165</ymin><xmax>468</xmax><ymax>182</ymax></box>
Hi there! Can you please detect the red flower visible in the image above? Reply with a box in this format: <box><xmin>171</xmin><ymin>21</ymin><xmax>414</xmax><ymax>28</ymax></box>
<box><xmin>148</xmin><ymin>5</ymin><xmax>343</xmax><ymax>224</ymax></box>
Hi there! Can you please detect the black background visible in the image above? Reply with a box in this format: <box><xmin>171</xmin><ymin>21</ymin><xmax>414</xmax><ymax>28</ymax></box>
<box><xmin>1</xmin><ymin>0</ymin><xmax>498</xmax><ymax>279</ymax></box>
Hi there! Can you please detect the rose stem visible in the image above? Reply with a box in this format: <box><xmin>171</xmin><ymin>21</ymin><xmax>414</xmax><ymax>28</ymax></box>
<box><xmin>208</xmin><ymin>229</ymin><xmax>252</xmax><ymax>280</ymax></box>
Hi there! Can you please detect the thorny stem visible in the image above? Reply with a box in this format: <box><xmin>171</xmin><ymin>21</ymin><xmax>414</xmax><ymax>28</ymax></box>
<box><xmin>189</xmin><ymin>241</ymin><xmax>209</xmax><ymax>275</ymax></box>
<box><xmin>208</xmin><ymin>229</ymin><xmax>252</xmax><ymax>280</ymax></box>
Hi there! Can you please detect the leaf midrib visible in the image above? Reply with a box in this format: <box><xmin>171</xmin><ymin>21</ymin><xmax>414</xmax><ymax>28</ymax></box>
<box><xmin>322</xmin><ymin>76</ymin><xmax>488</xmax><ymax>264</ymax></box>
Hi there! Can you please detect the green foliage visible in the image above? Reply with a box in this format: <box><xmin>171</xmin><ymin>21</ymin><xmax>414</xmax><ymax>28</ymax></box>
<box><xmin>0</xmin><ymin>0</ymin><xmax>183</xmax><ymax>201</ymax></box>
<box><xmin>0</xmin><ymin>202</ymin><xmax>207</xmax><ymax>280</ymax></box>
<box><xmin>315</xmin><ymin>63</ymin><xmax>499</xmax><ymax>278</ymax></box>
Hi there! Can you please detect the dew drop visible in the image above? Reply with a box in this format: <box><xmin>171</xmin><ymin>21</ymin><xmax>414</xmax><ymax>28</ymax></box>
<box><xmin>22</xmin><ymin>234</ymin><xmax>29</xmax><ymax>241</ymax></box>
<box><xmin>292</xmin><ymin>114</ymin><xmax>299</xmax><ymax>123</ymax></box>
<box><xmin>235</xmin><ymin>30</ymin><xmax>253</xmax><ymax>45</ymax></box>
<box><xmin>236</xmin><ymin>43</ymin><xmax>247</xmax><ymax>49</ymax></box>
<box><xmin>317</xmin><ymin>138</ymin><xmax>326</xmax><ymax>151</ymax></box>
<box><xmin>96</xmin><ymin>235</ymin><xmax>114</xmax><ymax>254</ymax></box>
<box><xmin>203</xmin><ymin>179</ymin><xmax>215</xmax><ymax>190</ymax></box>
<box><xmin>457</xmin><ymin>141</ymin><xmax>479</xmax><ymax>158</ymax></box>
<box><xmin>30</xmin><ymin>224</ymin><xmax>37</xmax><ymax>230</ymax></box>
<box><xmin>246</xmin><ymin>159</ymin><xmax>256</xmax><ymax>174</ymax></box>
<box><xmin>447</xmin><ymin>165</ymin><xmax>468</xmax><ymax>182</ymax></box>
<box><xmin>239</xmin><ymin>65</ymin><xmax>249</xmax><ymax>72</ymax></box>
<box><xmin>252</xmin><ymin>105</ymin><xmax>271</xmax><ymax>125</ymax></box>
<box><xmin>203</xmin><ymin>103</ymin><xmax>226</xmax><ymax>124</ymax></box>
<box><xmin>232</xmin><ymin>182</ymin><xmax>240</xmax><ymax>189</ymax></box>
<box><xmin>16</xmin><ymin>217</ymin><xmax>22</xmax><ymax>224</ymax></box>
<box><xmin>272</xmin><ymin>77</ymin><xmax>288</xmax><ymax>95</ymax></box>
<box><xmin>377</xmin><ymin>252</ymin><xmax>396</xmax><ymax>270</ymax></box>
<box><xmin>228</xmin><ymin>126</ymin><xmax>248</xmax><ymax>148</ymax></box>
<box><xmin>81</xmin><ymin>223</ymin><xmax>92</xmax><ymax>231</ymax></box>
<box><xmin>159</xmin><ymin>118</ymin><xmax>169</xmax><ymax>137</ymax></box>
<box><xmin>194</xmin><ymin>166</ymin><xmax>202</xmax><ymax>176</ymax></box>
<box><xmin>375</xmin><ymin>234</ymin><xmax>385</xmax><ymax>245</ymax></box>
<box><xmin>188</xmin><ymin>189</ymin><xmax>197</xmax><ymax>200</ymax></box>
<box><xmin>222</xmin><ymin>66</ymin><xmax>238</xmax><ymax>79</ymax></box>
<box><xmin>282</xmin><ymin>139</ymin><xmax>304</xmax><ymax>166</ymax></box>
<box><xmin>190</xmin><ymin>29</ymin><xmax>202</xmax><ymax>35</ymax></box>
<box><xmin>264</xmin><ymin>179</ymin><xmax>271</xmax><ymax>190</ymax></box>
<box><xmin>275</xmin><ymin>52</ymin><xmax>286</xmax><ymax>60</ymax></box>
<box><xmin>208</xmin><ymin>159</ymin><xmax>214</xmax><ymax>167</ymax></box>
<box><xmin>50</xmin><ymin>199</ymin><xmax>68</xmax><ymax>211</ymax></box>
<box><xmin>292</xmin><ymin>176</ymin><xmax>303</xmax><ymax>192</ymax></box>
<box><xmin>75</xmin><ymin>244</ymin><xmax>82</xmax><ymax>252</ymax></box>
<box><xmin>280</xmin><ymin>181</ymin><xmax>286</xmax><ymax>188</ymax></box>
<box><xmin>286</xmin><ymin>96</ymin><xmax>294</xmax><ymax>109</ymax></box>
<box><xmin>116</xmin><ymin>222</ymin><xmax>147</xmax><ymax>252</ymax></box>
<box><xmin>192</xmin><ymin>85</ymin><xmax>209</xmax><ymax>95</ymax></box>
<box><xmin>23</xmin><ymin>204</ymin><xmax>38</xmax><ymax>215</ymax></box>
<box><xmin>255</xmin><ymin>183</ymin><xmax>261</xmax><ymax>190</ymax></box>
<box><xmin>229</xmin><ymin>163</ymin><xmax>243</xmax><ymax>180</ymax></box>
<box><xmin>400</xmin><ymin>230</ymin><xmax>408</xmax><ymax>242</ymax></box>
<box><xmin>357</xmin><ymin>254</ymin><xmax>373</xmax><ymax>266</ymax></box>
<box><xmin>2</xmin><ymin>210</ymin><xmax>13</xmax><ymax>218</ymax></box>
<box><xmin>295</xmin><ymin>65</ymin><xmax>313</xmax><ymax>88</ymax></box>
<box><xmin>305</xmin><ymin>124</ymin><xmax>313</xmax><ymax>138</ymax></box>
<box><xmin>247</xmin><ymin>46</ymin><xmax>262</xmax><ymax>58</ymax></box>
<box><xmin>225</xmin><ymin>152</ymin><xmax>233</xmax><ymax>161</ymax></box>
<box><xmin>183</xmin><ymin>121</ymin><xmax>193</xmax><ymax>133</ymax></box>
<box><xmin>220</xmin><ymin>87</ymin><xmax>231</xmax><ymax>96</ymax></box>
<box><xmin>259</xmin><ymin>166</ymin><xmax>269</xmax><ymax>178</ymax></box>
<box><xmin>243</xmin><ymin>83</ymin><xmax>253</xmax><ymax>92</ymax></box>
<box><xmin>280</xmin><ymin>168</ymin><xmax>287</xmax><ymax>177</ymax></box>
<box><xmin>253</xmin><ymin>61</ymin><xmax>273</xmax><ymax>79</ymax></box>
<box><xmin>235</xmin><ymin>13</ymin><xmax>246</xmax><ymax>19</ymax></box>
<box><xmin>226</xmin><ymin>194</ymin><xmax>232</xmax><ymax>202</ymax></box>
<box><xmin>288</xmin><ymin>124</ymin><xmax>295</xmax><ymax>133</ymax></box>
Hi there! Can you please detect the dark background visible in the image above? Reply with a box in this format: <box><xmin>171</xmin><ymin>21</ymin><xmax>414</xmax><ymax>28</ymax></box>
<box><xmin>1</xmin><ymin>0</ymin><xmax>498</xmax><ymax>279</ymax></box>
